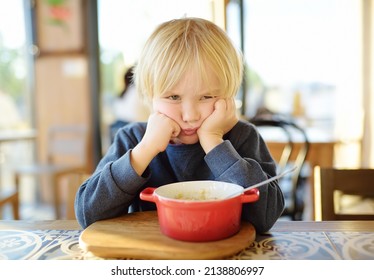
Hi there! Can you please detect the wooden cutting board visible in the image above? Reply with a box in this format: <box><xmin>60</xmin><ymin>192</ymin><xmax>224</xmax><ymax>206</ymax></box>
<box><xmin>79</xmin><ymin>211</ymin><xmax>256</xmax><ymax>260</ymax></box>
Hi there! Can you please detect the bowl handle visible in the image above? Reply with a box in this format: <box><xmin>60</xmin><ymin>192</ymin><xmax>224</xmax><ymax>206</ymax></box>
<box><xmin>241</xmin><ymin>188</ymin><xmax>260</xmax><ymax>203</ymax></box>
<box><xmin>139</xmin><ymin>187</ymin><xmax>157</xmax><ymax>203</ymax></box>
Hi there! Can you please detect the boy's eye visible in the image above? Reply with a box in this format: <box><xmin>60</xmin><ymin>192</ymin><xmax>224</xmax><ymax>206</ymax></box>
<box><xmin>201</xmin><ymin>95</ymin><xmax>217</xmax><ymax>100</ymax></box>
<box><xmin>166</xmin><ymin>95</ymin><xmax>180</xmax><ymax>101</ymax></box>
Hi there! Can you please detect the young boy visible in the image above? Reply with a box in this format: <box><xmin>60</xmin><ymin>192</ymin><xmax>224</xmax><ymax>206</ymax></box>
<box><xmin>75</xmin><ymin>17</ymin><xmax>284</xmax><ymax>233</ymax></box>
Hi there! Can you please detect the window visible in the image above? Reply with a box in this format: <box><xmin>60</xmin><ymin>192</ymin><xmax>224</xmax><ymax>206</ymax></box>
<box><xmin>0</xmin><ymin>0</ymin><xmax>34</xmax><ymax>130</ymax></box>
<box><xmin>0</xmin><ymin>0</ymin><xmax>35</xmax><ymax>199</ymax></box>
<box><xmin>238</xmin><ymin>0</ymin><xmax>363</xmax><ymax>167</ymax></box>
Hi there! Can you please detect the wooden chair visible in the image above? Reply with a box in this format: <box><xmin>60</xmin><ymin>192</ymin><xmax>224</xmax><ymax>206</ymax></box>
<box><xmin>13</xmin><ymin>124</ymin><xmax>88</xmax><ymax>219</ymax></box>
<box><xmin>314</xmin><ymin>166</ymin><xmax>374</xmax><ymax>220</ymax></box>
<box><xmin>250</xmin><ymin>114</ymin><xmax>310</xmax><ymax>220</ymax></box>
<box><xmin>0</xmin><ymin>189</ymin><xmax>19</xmax><ymax>219</ymax></box>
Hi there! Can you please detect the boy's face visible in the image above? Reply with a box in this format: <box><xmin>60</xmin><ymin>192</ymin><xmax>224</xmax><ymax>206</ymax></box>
<box><xmin>152</xmin><ymin>68</ymin><xmax>222</xmax><ymax>145</ymax></box>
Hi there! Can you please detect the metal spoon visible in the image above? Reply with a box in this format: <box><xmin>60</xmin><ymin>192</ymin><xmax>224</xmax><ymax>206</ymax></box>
<box><xmin>226</xmin><ymin>165</ymin><xmax>297</xmax><ymax>198</ymax></box>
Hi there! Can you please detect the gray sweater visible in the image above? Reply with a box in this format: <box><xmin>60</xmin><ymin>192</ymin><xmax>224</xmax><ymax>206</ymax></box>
<box><xmin>75</xmin><ymin>120</ymin><xmax>285</xmax><ymax>232</ymax></box>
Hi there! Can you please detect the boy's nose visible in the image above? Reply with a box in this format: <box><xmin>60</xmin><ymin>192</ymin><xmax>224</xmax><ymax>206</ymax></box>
<box><xmin>182</xmin><ymin>102</ymin><xmax>200</xmax><ymax>123</ymax></box>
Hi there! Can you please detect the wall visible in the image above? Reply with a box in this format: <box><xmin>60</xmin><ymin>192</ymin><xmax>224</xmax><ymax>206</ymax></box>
<box><xmin>33</xmin><ymin>0</ymin><xmax>95</xmax><ymax>173</ymax></box>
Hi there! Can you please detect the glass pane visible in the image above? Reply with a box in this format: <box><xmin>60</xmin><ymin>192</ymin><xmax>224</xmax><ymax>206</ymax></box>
<box><xmin>242</xmin><ymin>0</ymin><xmax>361</xmax><ymax>136</ymax></box>
<box><xmin>0</xmin><ymin>0</ymin><xmax>33</xmax><ymax>130</ymax></box>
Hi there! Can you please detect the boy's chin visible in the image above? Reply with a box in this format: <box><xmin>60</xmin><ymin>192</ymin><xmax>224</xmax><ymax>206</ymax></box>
<box><xmin>171</xmin><ymin>135</ymin><xmax>199</xmax><ymax>145</ymax></box>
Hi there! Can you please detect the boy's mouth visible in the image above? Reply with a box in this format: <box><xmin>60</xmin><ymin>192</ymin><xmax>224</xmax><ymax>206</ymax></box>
<box><xmin>181</xmin><ymin>128</ymin><xmax>198</xmax><ymax>136</ymax></box>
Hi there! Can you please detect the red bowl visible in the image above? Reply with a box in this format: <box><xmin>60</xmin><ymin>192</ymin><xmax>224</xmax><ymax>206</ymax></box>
<box><xmin>140</xmin><ymin>181</ymin><xmax>259</xmax><ymax>242</ymax></box>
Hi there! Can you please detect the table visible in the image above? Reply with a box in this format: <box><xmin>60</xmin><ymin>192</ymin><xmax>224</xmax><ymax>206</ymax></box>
<box><xmin>0</xmin><ymin>130</ymin><xmax>37</xmax><ymax>143</ymax></box>
<box><xmin>0</xmin><ymin>129</ymin><xmax>37</xmax><ymax>188</ymax></box>
<box><xmin>257</xmin><ymin>126</ymin><xmax>336</xmax><ymax>166</ymax></box>
<box><xmin>266</xmin><ymin>141</ymin><xmax>335</xmax><ymax>169</ymax></box>
<box><xmin>1</xmin><ymin>219</ymin><xmax>373</xmax><ymax>260</ymax></box>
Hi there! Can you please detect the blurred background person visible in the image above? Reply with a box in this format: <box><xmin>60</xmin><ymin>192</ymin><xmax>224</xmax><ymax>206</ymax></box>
<box><xmin>110</xmin><ymin>66</ymin><xmax>150</xmax><ymax>142</ymax></box>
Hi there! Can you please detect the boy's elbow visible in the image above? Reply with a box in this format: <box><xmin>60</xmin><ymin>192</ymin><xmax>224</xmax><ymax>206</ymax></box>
<box><xmin>74</xmin><ymin>197</ymin><xmax>90</xmax><ymax>229</ymax></box>
<box><xmin>242</xmin><ymin>195</ymin><xmax>285</xmax><ymax>234</ymax></box>
<box><xmin>74</xmin><ymin>205</ymin><xmax>88</xmax><ymax>229</ymax></box>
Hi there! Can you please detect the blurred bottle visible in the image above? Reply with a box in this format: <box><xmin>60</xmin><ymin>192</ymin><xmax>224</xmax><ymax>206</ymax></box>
<box><xmin>292</xmin><ymin>90</ymin><xmax>305</xmax><ymax>118</ymax></box>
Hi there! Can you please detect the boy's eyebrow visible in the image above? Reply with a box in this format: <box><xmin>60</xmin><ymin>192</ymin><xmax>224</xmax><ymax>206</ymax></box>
<box><xmin>198</xmin><ymin>89</ymin><xmax>222</xmax><ymax>96</ymax></box>
<box><xmin>163</xmin><ymin>88</ymin><xmax>222</xmax><ymax>96</ymax></box>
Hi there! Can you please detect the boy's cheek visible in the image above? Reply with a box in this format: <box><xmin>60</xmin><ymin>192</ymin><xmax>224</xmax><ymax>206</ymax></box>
<box><xmin>151</xmin><ymin>99</ymin><xmax>161</xmax><ymax>112</ymax></box>
<box><xmin>153</xmin><ymin>101</ymin><xmax>169</xmax><ymax>115</ymax></box>
<box><xmin>153</xmin><ymin>102</ymin><xmax>178</xmax><ymax>122</ymax></box>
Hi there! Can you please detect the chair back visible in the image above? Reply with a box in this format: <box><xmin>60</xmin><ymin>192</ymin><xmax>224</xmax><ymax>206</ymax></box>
<box><xmin>250</xmin><ymin>114</ymin><xmax>310</xmax><ymax>220</ymax></box>
<box><xmin>0</xmin><ymin>190</ymin><xmax>19</xmax><ymax>219</ymax></box>
<box><xmin>314</xmin><ymin>166</ymin><xmax>374</xmax><ymax>220</ymax></box>
<box><xmin>47</xmin><ymin>124</ymin><xmax>88</xmax><ymax>167</ymax></box>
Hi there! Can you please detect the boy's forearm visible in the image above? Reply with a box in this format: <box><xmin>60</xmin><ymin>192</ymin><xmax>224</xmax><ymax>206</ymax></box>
<box><xmin>199</xmin><ymin>135</ymin><xmax>224</xmax><ymax>154</ymax></box>
<box><xmin>130</xmin><ymin>142</ymin><xmax>157</xmax><ymax>176</ymax></box>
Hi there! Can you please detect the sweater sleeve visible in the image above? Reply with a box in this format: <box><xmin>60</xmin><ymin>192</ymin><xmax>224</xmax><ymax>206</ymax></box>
<box><xmin>74</xmin><ymin>123</ymin><xmax>149</xmax><ymax>228</ymax></box>
<box><xmin>74</xmin><ymin>151</ymin><xmax>149</xmax><ymax>228</ymax></box>
<box><xmin>204</xmin><ymin>125</ymin><xmax>285</xmax><ymax>233</ymax></box>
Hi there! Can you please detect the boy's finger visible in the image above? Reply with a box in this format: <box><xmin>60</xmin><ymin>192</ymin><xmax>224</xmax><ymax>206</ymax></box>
<box><xmin>171</xmin><ymin>124</ymin><xmax>181</xmax><ymax>137</ymax></box>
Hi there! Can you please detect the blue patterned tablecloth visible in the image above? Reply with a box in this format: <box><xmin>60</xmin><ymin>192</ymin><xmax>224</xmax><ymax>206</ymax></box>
<box><xmin>0</xmin><ymin>229</ymin><xmax>83</xmax><ymax>260</ymax></box>
<box><xmin>231</xmin><ymin>231</ymin><xmax>374</xmax><ymax>260</ymax></box>
<box><xmin>1</xmin><ymin>229</ymin><xmax>373</xmax><ymax>260</ymax></box>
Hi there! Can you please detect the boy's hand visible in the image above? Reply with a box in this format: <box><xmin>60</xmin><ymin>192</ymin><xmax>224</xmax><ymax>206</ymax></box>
<box><xmin>197</xmin><ymin>98</ymin><xmax>238</xmax><ymax>153</ymax></box>
<box><xmin>142</xmin><ymin>112</ymin><xmax>181</xmax><ymax>155</ymax></box>
<box><xmin>131</xmin><ymin>112</ymin><xmax>180</xmax><ymax>176</ymax></box>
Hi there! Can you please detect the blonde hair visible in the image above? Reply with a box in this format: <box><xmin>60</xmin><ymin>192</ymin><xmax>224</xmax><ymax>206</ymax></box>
<box><xmin>135</xmin><ymin>17</ymin><xmax>243</xmax><ymax>104</ymax></box>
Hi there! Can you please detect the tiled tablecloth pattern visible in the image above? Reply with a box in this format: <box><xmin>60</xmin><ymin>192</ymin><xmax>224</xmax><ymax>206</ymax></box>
<box><xmin>0</xmin><ymin>230</ymin><xmax>83</xmax><ymax>260</ymax></box>
<box><xmin>1</xmin><ymin>229</ymin><xmax>373</xmax><ymax>260</ymax></box>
